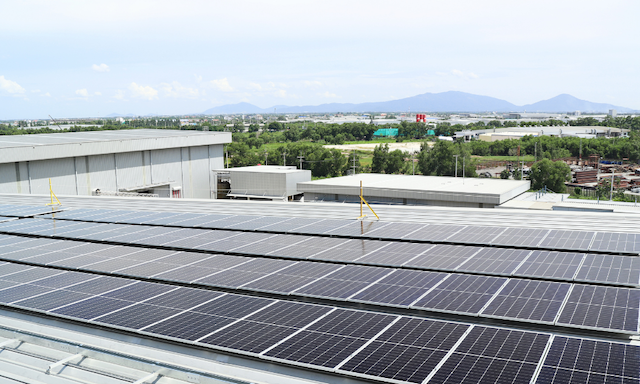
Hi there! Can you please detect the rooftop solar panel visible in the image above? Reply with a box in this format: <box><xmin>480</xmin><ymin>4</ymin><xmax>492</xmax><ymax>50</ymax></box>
<box><xmin>356</xmin><ymin>242</ymin><xmax>434</xmax><ymax>267</ymax></box>
<box><xmin>556</xmin><ymin>285</ymin><xmax>640</xmax><ymax>333</ymax></box>
<box><xmin>338</xmin><ymin>318</ymin><xmax>469</xmax><ymax>383</ymax></box>
<box><xmin>350</xmin><ymin>270</ymin><xmax>448</xmax><ymax>306</ymax></box>
<box><xmin>575</xmin><ymin>254</ymin><xmax>640</xmax><ymax>286</ymax></box>
<box><xmin>405</xmin><ymin>244</ymin><xmax>481</xmax><ymax>271</ymax></box>
<box><xmin>456</xmin><ymin>248</ymin><xmax>532</xmax><ymax>275</ymax></box>
<box><xmin>310</xmin><ymin>239</ymin><xmax>390</xmax><ymax>262</ymax></box>
<box><xmin>490</xmin><ymin>227</ymin><xmax>550</xmax><ymax>248</ymax></box>
<box><xmin>94</xmin><ymin>303</ymin><xmax>183</xmax><ymax>330</ymax></box>
<box><xmin>535</xmin><ymin>336</ymin><xmax>640</xmax><ymax>384</ymax></box>
<box><xmin>590</xmin><ymin>232</ymin><xmax>640</xmax><ymax>254</ymax></box>
<box><xmin>513</xmin><ymin>251</ymin><xmax>585</xmax><ymax>281</ymax></box>
<box><xmin>539</xmin><ymin>230</ymin><xmax>595</xmax><ymax>251</ymax></box>
<box><xmin>287</xmin><ymin>219</ymin><xmax>354</xmax><ymax>235</ymax></box>
<box><xmin>480</xmin><ymin>280</ymin><xmax>571</xmax><ymax>323</ymax></box>
<box><xmin>323</xmin><ymin>221</ymin><xmax>390</xmax><ymax>237</ymax></box>
<box><xmin>365</xmin><ymin>222</ymin><xmax>427</xmax><ymax>240</ymax></box>
<box><xmin>404</xmin><ymin>224</ymin><xmax>466</xmax><ymax>242</ymax></box>
<box><xmin>412</xmin><ymin>274</ymin><xmax>507</xmax><ymax>315</ymax></box>
<box><xmin>428</xmin><ymin>327</ymin><xmax>550</xmax><ymax>384</ymax></box>
<box><xmin>445</xmin><ymin>226</ymin><xmax>507</xmax><ymax>244</ymax></box>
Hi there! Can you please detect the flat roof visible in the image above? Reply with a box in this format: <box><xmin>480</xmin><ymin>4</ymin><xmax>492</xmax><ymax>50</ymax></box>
<box><xmin>222</xmin><ymin>165</ymin><xmax>308</xmax><ymax>174</ymax></box>
<box><xmin>0</xmin><ymin>129</ymin><xmax>231</xmax><ymax>163</ymax></box>
<box><xmin>297</xmin><ymin>173</ymin><xmax>530</xmax><ymax>204</ymax></box>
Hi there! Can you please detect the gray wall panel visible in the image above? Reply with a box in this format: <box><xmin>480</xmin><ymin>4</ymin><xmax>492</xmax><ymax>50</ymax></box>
<box><xmin>29</xmin><ymin>158</ymin><xmax>76</xmax><ymax>195</ymax></box>
<box><xmin>188</xmin><ymin>146</ymin><xmax>210</xmax><ymax>199</ymax></box>
<box><xmin>150</xmin><ymin>148</ymin><xmax>181</xmax><ymax>186</ymax></box>
<box><xmin>0</xmin><ymin>163</ymin><xmax>18</xmax><ymax>193</ymax></box>
<box><xmin>87</xmin><ymin>154</ymin><xmax>117</xmax><ymax>192</ymax></box>
<box><xmin>115</xmin><ymin>152</ymin><xmax>147</xmax><ymax>190</ymax></box>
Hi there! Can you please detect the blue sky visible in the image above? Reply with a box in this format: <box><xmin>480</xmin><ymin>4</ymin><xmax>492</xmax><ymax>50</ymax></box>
<box><xmin>1</xmin><ymin>0</ymin><xmax>639</xmax><ymax>119</ymax></box>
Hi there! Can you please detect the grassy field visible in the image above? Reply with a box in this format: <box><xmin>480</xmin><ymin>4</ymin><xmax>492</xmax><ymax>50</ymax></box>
<box><xmin>342</xmin><ymin>138</ymin><xmax>425</xmax><ymax>145</ymax></box>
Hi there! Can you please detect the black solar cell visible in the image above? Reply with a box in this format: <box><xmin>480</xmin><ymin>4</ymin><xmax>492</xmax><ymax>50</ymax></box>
<box><xmin>429</xmin><ymin>327</ymin><xmax>550</xmax><ymax>384</ymax></box>
<box><xmin>480</xmin><ymin>280</ymin><xmax>571</xmax><ymax>323</ymax></box>
<box><xmin>513</xmin><ymin>251</ymin><xmax>584</xmax><ymax>280</ymax></box>
<box><xmin>412</xmin><ymin>274</ymin><xmax>507</xmax><ymax>314</ymax></box>
<box><xmin>575</xmin><ymin>254</ymin><xmax>640</xmax><ymax>286</ymax></box>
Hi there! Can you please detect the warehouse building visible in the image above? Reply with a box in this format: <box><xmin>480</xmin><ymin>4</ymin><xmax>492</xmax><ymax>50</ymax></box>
<box><xmin>297</xmin><ymin>173</ymin><xmax>530</xmax><ymax>208</ymax></box>
<box><xmin>0</xmin><ymin>129</ymin><xmax>231</xmax><ymax>199</ymax></box>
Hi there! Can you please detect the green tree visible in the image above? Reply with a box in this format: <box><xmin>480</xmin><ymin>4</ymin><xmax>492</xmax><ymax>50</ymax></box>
<box><xmin>267</xmin><ymin>121</ymin><xmax>283</xmax><ymax>131</ymax></box>
<box><xmin>500</xmin><ymin>169</ymin><xmax>511</xmax><ymax>179</ymax></box>
<box><xmin>529</xmin><ymin>159</ymin><xmax>571</xmax><ymax>192</ymax></box>
<box><xmin>418</xmin><ymin>140</ymin><xmax>476</xmax><ymax>177</ymax></box>
<box><xmin>386</xmin><ymin>150</ymin><xmax>406</xmax><ymax>174</ymax></box>
<box><xmin>372</xmin><ymin>143</ymin><xmax>389</xmax><ymax>173</ymax></box>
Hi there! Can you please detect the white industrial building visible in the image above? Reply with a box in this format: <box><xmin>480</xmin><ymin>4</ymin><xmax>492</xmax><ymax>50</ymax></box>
<box><xmin>217</xmin><ymin>165</ymin><xmax>311</xmax><ymax>201</ymax></box>
<box><xmin>297</xmin><ymin>173</ymin><xmax>530</xmax><ymax>208</ymax></box>
<box><xmin>0</xmin><ymin>129</ymin><xmax>231</xmax><ymax>199</ymax></box>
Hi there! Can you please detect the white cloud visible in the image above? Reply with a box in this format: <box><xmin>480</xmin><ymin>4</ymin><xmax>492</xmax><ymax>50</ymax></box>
<box><xmin>160</xmin><ymin>81</ymin><xmax>200</xmax><ymax>98</ymax></box>
<box><xmin>210</xmin><ymin>78</ymin><xmax>233</xmax><ymax>92</ymax></box>
<box><xmin>274</xmin><ymin>89</ymin><xmax>287</xmax><ymax>98</ymax></box>
<box><xmin>92</xmin><ymin>63</ymin><xmax>110</xmax><ymax>72</ymax></box>
<box><xmin>0</xmin><ymin>75</ymin><xmax>25</xmax><ymax>94</ymax></box>
<box><xmin>94</xmin><ymin>91</ymin><xmax>102</xmax><ymax>96</ymax></box>
<box><xmin>248</xmin><ymin>82</ymin><xmax>262</xmax><ymax>91</ymax></box>
<box><xmin>75</xmin><ymin>88</ymin><xmax>89</xmax><ymax>97</ymax></box>
<box><xmin>129</xmin><ymin>82</ymin><xmax>158</xmax><ymax>100</ymax></box>
<box><xmin>319</xmin><ymin>91</ymin><xmax>338</xmax><ymax>98</ymax></box>
<box><xmin>42</xmin><ymin>92</ymin><xmax>51</xmax><ymax>97</ymax></box>
<box><xmin>450</xmin><ymin>69</ymin><xmax>479</xmax><ymax>80</ymax></box>
<box><xmin>304</xmin><ymin>80</ymin><xmax>323</xmax><ymax>88</ymax></box>
<box><xmin>114</xmin><ymin>90</ymin><xmax>125</xmax><ymax>100</ymax></box>
<box><xmin>31</xmin><ymin>89</ymin><xmax>41</xmax><ymax>93</ymax></box>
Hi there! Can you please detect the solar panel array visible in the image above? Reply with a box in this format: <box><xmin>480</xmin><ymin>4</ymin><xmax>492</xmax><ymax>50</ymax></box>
<box><xmin>39</xmin><ymin>207</ymin><xmax>640</xmax><ymax>254</ymax></box>
<box><xmin>0</xmin><ymin>204</ymin><xmax>636</xmax><ymax>383</ymax></box>
<box><xmin>0</xmin><ymin>219</ymin><xmax>638</xmax><ymax>288</ymax></box>
<box><xmin>0</xmin><ymin>233</ymin><xmax>637</xmax><ymax>334</ymax></box>
<box><xmin>0</xmin><ymin>204</ymin><xmax>60</xmax><ymax>218</ymax></box>
<box><xmin>0</xmin><ymin>262</ymin><xmax>637</xmax><ymax>384</ymax></box>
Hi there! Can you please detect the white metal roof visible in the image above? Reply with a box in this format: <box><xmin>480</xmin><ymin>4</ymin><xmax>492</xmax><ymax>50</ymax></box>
<box><xmin>222</xmin><ymin>165</ymin><xmax>306</xmax><ymax>174</ymax></box>
<box><xmin>297</xmin><ymin>174</ymin><xmax>531</xmax><ymax>205</ymax></box>
<box><xmin>0</xmin><ymin>129</ymin><xmax>231</xmax><ymax>163</ymax></box>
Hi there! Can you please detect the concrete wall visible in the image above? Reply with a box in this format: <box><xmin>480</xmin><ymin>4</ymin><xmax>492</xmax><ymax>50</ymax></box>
<box><xmin>0</xmin><ymin>144</ymin><xmax>224</xmax><ymax>199</ymax></box>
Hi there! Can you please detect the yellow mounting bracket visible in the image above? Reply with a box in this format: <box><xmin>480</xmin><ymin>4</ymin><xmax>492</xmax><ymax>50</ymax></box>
<box><xmin>46</xmin><ymin>178</ymin><xmax>62</xmax><ymax>207</ymax></box>
<box><xmin>357</xmin><ymin>181</ymin><xmax>379</xmax><ymax>221</ymax></box>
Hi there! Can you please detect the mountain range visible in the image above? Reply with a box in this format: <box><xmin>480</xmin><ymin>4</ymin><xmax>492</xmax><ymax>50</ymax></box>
<box><xmin>202</xmin><ymin>92</ymin><xmax>636</xmax><ymax>115</ymax></box>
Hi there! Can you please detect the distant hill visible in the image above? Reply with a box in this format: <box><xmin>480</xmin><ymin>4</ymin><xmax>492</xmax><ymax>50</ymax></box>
<box><xmin>521</xmin><ymin>94</ymin><xmax>635</xmax><ymax>113</ymax></box>
<box><xmin>105</xmin><ymin>113</ymin><xmax>135</xmax><ymax>117</ymax></box>
<box><xmin>203</xmin><ymin>91</ymin><xmax>635</xmax><ymax>114</ymax></box>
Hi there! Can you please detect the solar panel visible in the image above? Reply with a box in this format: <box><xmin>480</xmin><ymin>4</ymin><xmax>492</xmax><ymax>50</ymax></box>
<box><xmin>445</xmin><ymin>226</ymin><xmax>507</xmax><ymax>244</ymax></box>
<box><xmin>428</xmin><ymin>327</ymin><xmax>550</xmax><ymax>384</ymax></box>
<box><xmin>539</xmin><ymin>230</ymin><xmax>595</xmax><ymax>251</ymax></box>
<box><xmin>556</xmin><ymin>285</ymin><xmax>640</xmax><ymax>333</ymax></box>
<box><xmin>490</xmin><ymin>227</ymin><xmax>550</xmax><ymax>248</ymax></box>
<box><xmin>263</xmin><ymin>309</ymin><xmax>396</xmax><ymax>368</ymax></box>
<box><xmin>268</xmin><ymin>236</ymin><xmax>344</xmax><ymax>259</ymax></box>
<box><xmin>350</xmin><ymin>269</ymin><xmax>448</xmax><ymax>306</ymax></box>
<box><xmin>143</xmin><ymin>312</ymin><xmax>236</xmax><ymax>341</ymax></box>
<box><xmin>405</xmin><ymin>244</ymin><xmax>481</xmax><ymax>271</ymax></box>
<box><xmin>223</xmin><ymin>216</ymin><xmax>291</xmax><ymax>231</ymax></box>
<box><xmin>513</xmin><ymin>251</ymin><xmax>585</xmax><ymax>281</ymax></box>
<box><xmin>536</xmin><ymin>336</ymin><xmax>640</xmax><ymax>384</ymax></box>
<box><xmin>366</xmin><ymin>222</ymin><xmax>427</xmax><ymax>240</ymax></box>
<box><xmin>356</xmin><ymin>242</ymin><xmax>434</xmax><ymax>266</ymax></box>
<box><xmin>256</xmin><ymin>217</ymin><xmax>318</xmax><ymax>232</ymax></box>
<box><xmin>575</xmin><ymin>254</ymin><xmax>640</xmax><ymax>286</ymax></box>
<box><xmin>590</xmin><ymin>232</ymin><xmax>640</xmax><ymax>254</ymax></box>
<box><xmin>338</xmin><ymin>318</ymin><xmax>470</xmax><ymax>384</ymax></box>
<box><xmin>287</xmin><ymin>219</ymin><xmax>354</xmax><ymax>235</ymax></box>
<box><xmin>229</xmin><ymin>234</ymin><xmax>306</xmax><ymax>255</ymax></box>
<box><xmin>404</xmin><ymin>224</ymin><xmax>466</xmax><ymax>242</ymax></box>
<box><xmin>480</xmin><ymin>280</ymin><xmax>571</xmax><ymax>323</ymax></box>
<box><xmin>323</xmin><ymin>220</ymin><xmax>390</xmax><ymax>237</ymax></box>
<box><xmin>13</xmin><ymin>290</ymin><xmax>93</xmax><ymax>311</ymax></box>
<box><xmin>412</xmin><ymin>274</ymin><xmax>507</xmax><ymax>315</ymax></box>
<box><xmin>241</xmin><ymin>262</ymin><xmax>342</xmax><ymax>294</ymax></box>
<box><xmin>310</xmin><ymin>239</ymin><xmax>390</xmax><ymax>262</ymax></box>
<box><xmin>456</xmin><ymin>248</ymin><xmax>532</xmax><ymax>275</ymax></box>
<box><xmin>94</xmin><ymin>303</ymin><xmax>183</xmax><ymax>330</ymax></box>
<box><xmin>292</xmin><ymin>265</ymin><xmax>394</xmax><ymax>300</ymax></box>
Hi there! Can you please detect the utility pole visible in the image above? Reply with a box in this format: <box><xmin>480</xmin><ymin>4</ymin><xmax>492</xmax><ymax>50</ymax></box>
<box><xmin>411</xmin><ymin>152</ymin><xmax>415</xmax><ymax>175</ymax></box>
<box><xmin>453</xmin><ymin>155</ymin><xmax>459</xmax><ymax>177</ymax></box>
<box><xmin>351</xmin><ymin>150</ymin><xmax>357</xmax><ymax>175</ymax></box>
<box><xmin>297</xmin><ymin>155</ymin><xmax>304</xmax><ymax>170</ymax></box>
<box><xmin>462</xmin><ymin>157</ymin><xmax>466</xmax><ymax>184</ymax></box>
<box><xmin>610</xmin><ymin>168</ymin><xmax>615</xmax><ymax>201</ymax></box>
<box><xmin>579</xmin><ymin>138</ymin><xmax>582</xmax><ymax>162</ymax></box>
<box><xmin>535</xmin><ymin>142</ymin><xmax>537</xmax><ymax>162</ymax></box>
<box><xmin>264</xmin><ymin>150</ymin><xmax>268</xmax><ymax>165</ymax></box>
<box><xmin>282</xmin><ymin>151</ymin><xmax>287</xmax><ymax>166</ymax></box>
<box><xmin>225</xmin><ymin>149</ymin><xmax>229</xmax><ymax>168</ymax></box>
